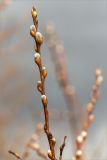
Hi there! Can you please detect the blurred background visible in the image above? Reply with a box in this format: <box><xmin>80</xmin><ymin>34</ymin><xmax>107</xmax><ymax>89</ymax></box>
<box><xmin>0</xmin><ymin>0</ymin><xmax>107</xmax><ymax>160</ymax></box>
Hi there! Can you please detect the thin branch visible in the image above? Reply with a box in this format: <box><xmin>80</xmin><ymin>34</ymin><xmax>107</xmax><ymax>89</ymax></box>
<box><xmin>8</xmin><ymin>150</ymin><xmax>23</xmax><ymax>160</ymax></box>
<box><xmin>73</xmin><ymin>69</ymin><xmax>103</xmax><ymax>160</ymax></box>
<box><xmin>59</xmin><ymin>136</ymin><xmax>67</xmax><ymax>160</ymax></box>
<box><xmin>30</xmin><ymin>6</ymin><xmax>56</xmax><ymax>160</ymax></box>
<box><xmin>29</xmin><ymin>143</ymin><xmax>49</xmax><ymax>160</ymax></box>
<box><xmin>22</xmin><ymin>123</ymin><xmax>48</xmax><ymax>160</ymax></box>
<box><xmin>44</xmin><ymin>23</ymin><xmax>84</xmax><ymax>139</ymax></box>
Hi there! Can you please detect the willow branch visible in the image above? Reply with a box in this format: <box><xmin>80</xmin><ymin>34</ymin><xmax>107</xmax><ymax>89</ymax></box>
<box><xmin>44</xmin><ymin>23</ymin><xmax>84</xmax><ymax>140</ymax></box>
<box><xmin>30</xmin><ymin>6</ymin><xmax>56</xmax><ymax>160</ymax></box>
<box><xmin>73</xmin><ymin>69</ymin><xmax>103</xmax><ymax>160</ymax></box>
<box><xmin>22</xmin><ymin>123</ymin><xmax>48</xmax><ymax>160</ymax></box>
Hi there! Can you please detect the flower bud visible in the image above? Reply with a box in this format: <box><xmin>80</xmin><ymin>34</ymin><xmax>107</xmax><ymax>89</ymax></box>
<box><xmin>37</xmin><ymin>122</ymin><xmax>43</xmax><ymax>131</ymax></box>
<box><xmin>41</xmin><ymin>95</ymin><xmax>48</xmax><ymax>106</ymax></box>
<box><xmin>87</xmin><ymin>103</ymin><xmax>94</xmax><ymax>113</ymax></box>
<box><xmin>92</xmin><ymin>85</ymin><xmax>98</xmax><ymax>92</ymax></box>
<box><xmin>81</xmin><ymin>130</ymin><xmax>87</xmax><ymax>140</ymax></box>
<box><xmin>76</xmin><ymin>150</ymin><xmax>82</xmax><ymax>159</ymax></box>
<box><xmin>48</xmin><ymin>150</ymin><xmax>52</xmax><ymax>159</ymax></box>
<box><xmin>55</xmin><ymin>44</ymin><xmax>64</xmax><ymax>54</ymax></box>
<box><xmin>88</xmin><ymin>114</ymin><xmax>94</xmax><ymax>124</ymax></box>
<box><xmin>96</xmin><ymin>69</ymin><xmax>102</xmax><ymax>77</ymax></box>
<box><xmin>31</xmin><ymin>6</ymin><xmax>37</xmax><ymax>18</ymax></box>
<box><xmin>34</xmin><ymin>53</ymin><xmax>41</xmax><ymax>65</ymax></box>
<box><xmin>76</xmin><ymin>136</ymin><xmax>83</xmax><ymax>148</ymax></box>
<box><xmin>52</xmin><ymin>137</ymin><xmax>56</xmax><ymax>146</ymax></box>
<box><xmin>42</xmin><ymin>67</ymin><xmax>47</xmax><ymax>79</ymax></box>
<box><xmin>83</xmin><ymin>122</ymin><xmax>88</xmax><ymax>131</ymax></box>
<box><xmin>46</xmin><ymin>24</ymin><xmax>55</xmax><ymax>35</ymax></box>
<box><xmin>96</xmin><ymin>75</ymin><xmax>103</xmax><ymax>86</ymax></box>
<box><xmin>30</xmin><ymin>25</ymin><xmax>36</xmax><ymax>37</ymax></box>
<box><xmin>36</xmin><ymin>32</ymin><xmax>43</xmax><ymax>45</ymax></box>
<box><xmin>91</xmin><ymin>97</ymin><xmax>97</xmax><ymax>105</ymax></box>
<box><xmin>37</xmin><ymin>81</ymin><xmax>42</xmax><ymax>93</ymax></box>
<box><xmin>72</xmin><ymin>157</ymin><xmax>76</xmax><ymax>160</ymax></box>
<box><xmin>31</xmin><ymin>143</ymin><xmax>40</xmax><ymax>151</ymax></box>
<box><xmin>76</xmin><ymin>136</ymin><xmax>83</xmax><ymax>144</ymax></box>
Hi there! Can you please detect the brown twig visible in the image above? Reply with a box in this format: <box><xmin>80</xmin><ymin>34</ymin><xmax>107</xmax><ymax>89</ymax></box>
<box><xmin>28</xmin><ymin>143</ymin><xmax>49</xmax><ymax>160</ymax></box>
<box><xmin>44</xmin><ymin>23</ymin><xmax>84</xmax><ymax>139</ymax></box>
<box><xmin>73</xmin><ymin>69</ymin><xmax>103</xmax><ymax>160</ymax></box>
<box><xmin>30</xmin><ymin>6</ymin><xmax>56</xmax><ymax>160</ymax></box>
<box><xmin>22</xmin><ymin>123</ymin><xmax>48</xmax><ymax>160</ymax></box>
<box><xmin>8</xmin><ymin>150</ymin><xmax>22</xmax><ymax>160</ymax></box>
<box><xmin>59</xmin><ymin>136</ymin><xmax>67</xmax><ymax>160</ymax></box>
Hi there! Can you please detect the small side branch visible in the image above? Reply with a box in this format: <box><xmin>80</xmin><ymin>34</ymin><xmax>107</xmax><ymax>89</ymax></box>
<box><xmin>59</xmin><ymin>136</ymin><xmax>67</xmax><ymax>160</ymax></box>
<box><xmin>22</xmin><ymin>123</ymin><xmax>48</xmax><ymax>160</ymax></box>
<box><xmin>8</xmin><ymin>150</ymin><xmax>23</xmax><ymax>160</ymax></box>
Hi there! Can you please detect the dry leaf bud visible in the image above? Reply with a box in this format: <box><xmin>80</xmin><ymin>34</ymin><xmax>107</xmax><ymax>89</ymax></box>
<box><xmin>34</xmin><ymin>53</ymin><xmax>41</xmax><ymax>65</ymax></box>
<box><xmin>36</xmin><ymin>32</ymin><xmax>43</xmax><ymax>45</ymax></box>
<box><xmin>41</xmin><ymin>95</ymin><xmax>48</xmax><ymax>106</ymax></box>
<box><xmin>30</xmin><ymin>25</ymin><xmax>37</xmax><ymax>37</ymax></box>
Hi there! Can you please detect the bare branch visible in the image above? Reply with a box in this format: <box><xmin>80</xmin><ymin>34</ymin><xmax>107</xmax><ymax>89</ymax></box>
<box><xmin>8</xmin><ymin>150</ymin><xmax>23</xmax><ymax>160</ymax></box>
<box><xmin>59</xmin><ymin>136</ymin><xmax>67</xmax><ymax>160</ymax></box>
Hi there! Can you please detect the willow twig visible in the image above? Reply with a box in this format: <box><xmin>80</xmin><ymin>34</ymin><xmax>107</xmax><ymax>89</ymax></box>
<box><xmin>59</xmin><ymin>136</ymin><xmax>67</xmax><ymax>160</ymax></box>
<box><xmin>22</xmin><ymin>123</ymin><xmax>48</xmax><ymax>160</ymax></box>
<box><xmin>8</xmin><ymin>150</ymin><xmax>22</xmax><ymax>160</ymax></box>
<box><xmin>30</xmin><ymin>6</ymin><xmax>56</xmax><ymax>160</ymax></box>
<box><xmin>44</xmin><ymin>24</ymin><xmax>84</xmax><ymax>139</ymax></box>
<box><xmin>73</xmin><ymin>69</ymin><xmax>103</xmax><ymax>160</ymax></box>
